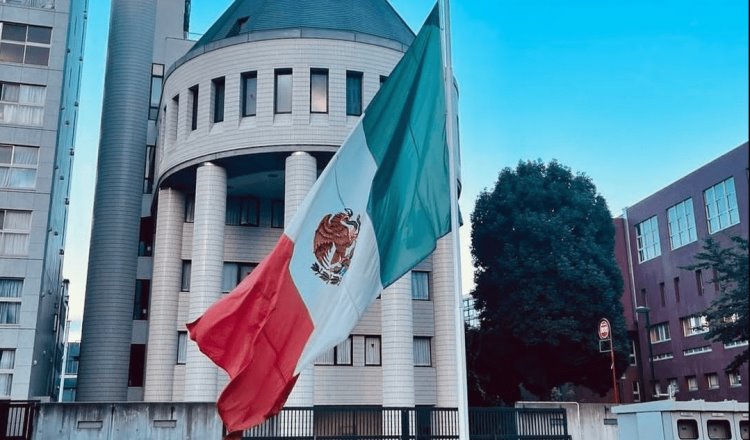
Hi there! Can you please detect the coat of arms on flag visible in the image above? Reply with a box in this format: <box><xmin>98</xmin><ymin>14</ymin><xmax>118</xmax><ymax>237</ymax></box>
<box><xmin>311</xmin><ymin>208</ymin><xmax>361</xmax><ymax>285</ymax></box>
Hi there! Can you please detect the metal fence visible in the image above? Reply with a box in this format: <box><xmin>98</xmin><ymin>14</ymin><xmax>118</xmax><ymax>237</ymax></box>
<box><xmin>241</xmin><ymin>406</ymin><xmax>571</xmax><ymax>440</ymax></box>
<box><xmin>0</xmin><ymin>400</ymin><xmax>37</xmax><ymax>440</ymax></box>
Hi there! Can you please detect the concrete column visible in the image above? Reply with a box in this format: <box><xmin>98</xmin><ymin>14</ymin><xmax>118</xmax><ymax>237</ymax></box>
<box><xmin>184</xmin><ymin>163</ymin><xmax>226</xmax><ymax>401</ymax></box>
<box><xmin>432</xmin><ymin>234</ymin><xmax>460</xmax><ymax>407</ymax></box>
<box><xmin>284</xmin><ymin>151</ymin><xmax>317</xmax><ymax>408</ymax></box>
<box><xmin>382</xmin><ymin>273</ymin><xmax>415</xmax><ymax>407</ymax></box>
<box><xmin>77</xmin><ymin>0</ymin><xmax>156</xmax><ymax>401</ymax></box>
<box><xmin>143</xmin><ymin>188</ymin><xmax>185</xmax><ymax>401</ymax></box>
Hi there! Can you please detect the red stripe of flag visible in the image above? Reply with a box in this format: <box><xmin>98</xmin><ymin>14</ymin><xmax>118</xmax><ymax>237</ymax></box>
<box><xmin>187</xmin><ymin>235</ymin><xmax>314</xmax><ymax>433</ymax></box>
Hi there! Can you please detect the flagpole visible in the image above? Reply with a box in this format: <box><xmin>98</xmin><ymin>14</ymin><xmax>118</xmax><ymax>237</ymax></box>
<box><xmin>438</xmin><ymin>1</ymin><xmax>470</xmax><ymax>439</ymax></box>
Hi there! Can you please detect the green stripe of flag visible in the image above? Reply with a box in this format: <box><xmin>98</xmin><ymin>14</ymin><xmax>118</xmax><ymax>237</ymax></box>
<box><xmin>363</xmin><ymin>6</ymin><xmax>451</xmax><ymax>288</ymax></box>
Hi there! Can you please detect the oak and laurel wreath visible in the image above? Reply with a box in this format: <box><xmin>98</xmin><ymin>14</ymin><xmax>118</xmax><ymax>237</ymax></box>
<box><xmin>311</xmin><ymin>262</ymin><xmax>343</xmax><ymax>285</ymax></box>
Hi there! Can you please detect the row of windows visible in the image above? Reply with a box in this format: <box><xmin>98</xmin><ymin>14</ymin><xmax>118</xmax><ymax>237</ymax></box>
<box><xmin>166</xmin><ymin>68</ymin><xmax>383</xmax><ymax>134</ymax></box>
<box><xmin>0</xmin><ymin>22</ymin><xmax>52</xmax><ymax>66</ymax></box>
<box><xmin>662</xmin><ymin>371</ymin><xmax>743</xmax><ymax>396</ymax></box>
<box><xmin>0</xmin><ymin>209</ymin><xmax>32</xmax><ymax>256</ymax></box>
<box><xmin>184</xmin><ymin>196</ymin><xmax>284</xmax><ymax>228</ymax></box>
<box><xmin>0</xmin><ymin>144</ymin><xmax>38</xmax><ymax>189</ymax></box>
<box><xmin>636</xmin><ymin>177</ymin><xmax>740</xmax><ymax>263</ymax></box>
<box><xmin>644</xmin><ymin>269</ymin><xmax>717</xmax><ymax>310</ymax></box>
<box><xmin>0</xmin><ymin>0</ymin><xmax>55</xmax><ymax>9</ymax></box>
<box><xmin>0</xmin><ymin>81</ymin><xmax>46</xmax><ymax>127</ymax></box>
<box><xmin>650</xmin><ymin>316</ymin><xmax>745</xmax><ymax>343</ymax></box>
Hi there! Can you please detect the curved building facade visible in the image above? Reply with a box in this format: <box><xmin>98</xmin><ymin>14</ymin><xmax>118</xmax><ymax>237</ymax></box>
<box><xmin>81</xmin><ymin>0</ymin><xmax>462</xmax><ymax>408</ymax></box>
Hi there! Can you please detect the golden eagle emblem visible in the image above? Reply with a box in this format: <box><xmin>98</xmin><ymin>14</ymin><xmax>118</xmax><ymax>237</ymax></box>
<box><xmin>311</xmin><ymin>208</ymin><xmax>361</xmax><ymax>285</ymax></box>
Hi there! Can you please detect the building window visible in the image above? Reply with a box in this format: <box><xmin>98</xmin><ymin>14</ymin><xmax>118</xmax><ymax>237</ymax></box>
<box><xmin>667</xmin><ymin>378</ymin><xmax>679</xmax><ymax>394</ymax></box>
<box><xmin>650</xmin><ymin>322</ymin><xmax>670</xmax><ymax>343</ymax></box>
<box><xmin>241</xmin><ymin>71</ymin><xmax>257</xmax><ymax>117</ymax></box>
<box><xmin>414</xmin><ymin>337</ymin><xmax>432</xmax><ymax>366</ymax></box>
<box><xmin>212</xmin><ymin>76</ymin><xmax>225</xmax><ymax>123</ymax></box>
<box><xmin>683</xmin><ymin>346</ymin><xmax>712</xmax><ymax>356</ymax></box>
<box><xmin>686</xmin><ymin>376</ymin><xmax>698</xmax><ymax>391</ymax></box>
<box><xmin>271</xmin><ymin>200</ymin><xmax>284</xmax><ymax>228</ymax></box>
<box><xmin>0</xmin><ymin>144</ymin><xmax>38</xmax><ymax>189</ymax></box>
<box><xmin>310</xmin><ymin>68</ymin><xmax>328</xmax><ymax>113</ymax></box>
<box><xmin>0</xmin><ymin>349</ymin><xmax>15</xmax><ymax>396</ymax></box>
<box><xmin>411</xmin><ymin>271</ymin><xmax>429</xmax><ymax>300</ymax></box>
<box><xmin>315</xmin><ymin>337</ymin><xmax>352</xmax><ymax>366</ymax></box>
<box><xmin>724</xmin><ymin>340</ymin><xmax>749</xmax><ymax>349</ymax></box>
<box><xmin>0</xmin><ymin>81</ymin><xmax>46</xmax><ymax>126</ymax></box>
<box><xmin>127</xmin><ymin>344</ymin><xmax>145</xmax><ymax>387</ymax></box>
<box><xmin>706</xmin><ymin>373</ymin><xmax>719</xmax><ymax>389</ymax></box>
<box><xmin>632</xmin><ymin>381</ymin><xmax>640</xmax><ymax>402</ymax></box>
<box><xmin>189</xmin><ymin>84</ymin><xmax>199</xmax><ymax>130</ymax></box>
<box><xmin>364</xmin><ymin>336</ymin><xmax>381</xmax><ymax>366</ymax></box>
<box><xmin>65</xmin><ymin>349</ymin><xmax>79</xmax><ymax>375</ymax></box>
<box><xmin>221</xmin><ymin>262</ymin><xmax>256</xmax><ymax>293</ymax></box>
<box><xmin>635</xmin><ymin>216</ymin><xmax>660</xmax><ymax>262</ymax></box>
<box><xmin>673</xmin><ymin>277</ymin><xmax>680</xmax><ymax>303</ymax></box>
<box><xmin>133</xmin><ymin>280</ymin><xmax>150</xmax><ymax>320</ymax></box>
<box><xmin>728</xmin><ymin>371</ymin><xmax>742</xmax><ymax>388</ymax></box>
<box><xmin>180</xmin><ymin>261</ymin><xmax>191</xmax><ymax>292</ymax></box>
<box><xmin>143</xmin><ymin>145</ymin><xmax>155</xmax><ymax>194</ymax></box>
<box><xmin>0</xmin><ymin>209</ymin><xmax>32</xmax><ymax>256</ymax></box>
<box><xmin>0</xmin><ymin>1</ymin><xmax>56</xmax><ymax>10</ymax></box>
<box><xmin>659</xmin><ymin>282</ymin><xmax>666</xmax><ymax>307</ymax></box>
<box><xmin>274</xmin><ymin>69</ymin><xmax>292</xmax><ymax>114</ymax></box>
<box><xmin>695</xmin><ymin>270</ymin><xmax>704</xmax><ymax>296</ymax></box>
<box><xmin>226</xmin><ymin>196</ymin><xmax>259</xmax><ymax>226</ymax></box>
<box><xmin>666</xmin><ymin>198</ymin><xmax>697</xmax><ymax>250</ymax></box>
<box><xmin>681</xmin><ymin>315</ymin><xmax>708</xmax><ymax>337</ymax></box>
<box><xmin>170</xmin><ymin>94</ymin><xmax>179</xmax><ymax>141</ymax></box>
<box><xmin>148</xmin><ymin>64</ymin><xmax>164</xmax><ymax>120</ymax></box>
<box><xmin>0</xmin><ymin>22</ymin><xmax>51</xmax><ymax>66</ymax></box>
<box><xmin>628</xmin><ymin>339</ymin><xmax>637</xmax><ymax>366</ymax></box>
<box><xmin>379</xmin><ymin>75</ymin><xmax>388</xmax><ymax>87</ymax></box>
<box><xmin>0</xmin><ymin>278</ymin><xmax>22</xmax><ymax>325</ymax></box>
<box><xmin>652</xmin><ymin>353</ymin><xmax>674</xmax><ymax>362</ymax></box>
<box><xmin>184</xmin><ymin>194</ymin><xmax>194</xmax><ymax>222</ymax></box>
<box><xmin>346</xmin><ymin>71</ymin><xmax>363</xmax><ymax>116</ymax></box>
<box><xmin>176</xmin><ymin>331</ymin><xmax>187</xmax><ymax>365</ymax></box>
<box><xmin>137</xmin><ymin>217</ymin><xmax>153</xmax><ymax>256</ymax></box>
<box><xmin>704</xmin><ymin>177</ymin><xmax>740</xmax><ymax>233</ymax></box>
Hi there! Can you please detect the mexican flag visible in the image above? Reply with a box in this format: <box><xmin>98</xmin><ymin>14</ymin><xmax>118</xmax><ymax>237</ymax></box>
<box><xmin>187</xmin><ymin>5</ymin><xmax>453</xmax><ymax>433</ymax></box>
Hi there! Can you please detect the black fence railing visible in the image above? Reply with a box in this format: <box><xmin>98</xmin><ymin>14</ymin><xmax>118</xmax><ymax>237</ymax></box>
<box><xmin>0</xmin><ymin>400</ymin><xmax>37</xmax><ymax>440</ymax></box>
<box><xmin>241</xmin><ymin>407</ymin><xmax>571</xmax><ymax>440</ymax></box>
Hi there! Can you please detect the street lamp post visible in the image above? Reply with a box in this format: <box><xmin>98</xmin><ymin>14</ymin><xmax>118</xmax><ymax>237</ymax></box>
<box><xmin>635</xmin><ymin>306</ymin><xmax>655</xmax><ymax>400</ymax></box>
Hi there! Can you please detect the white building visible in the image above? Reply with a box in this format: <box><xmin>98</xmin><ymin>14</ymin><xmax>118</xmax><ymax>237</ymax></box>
<box><xmin>0</xmin><ymin>0</ymin><xmax>86</xmax><ymax>400</ymax></box>
<box><xmin>79</xmin><ymin>0</ymin><xmax>462</xmax><ymax>410</ymax></box>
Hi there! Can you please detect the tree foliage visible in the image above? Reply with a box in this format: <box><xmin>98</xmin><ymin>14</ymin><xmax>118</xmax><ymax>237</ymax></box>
<box><xmin>683</xmin><ymin>236</ymin><xmax>748</xmax><ymax>371</ymax></box>
<box><xmin>468</xmin><ymin>160</ymin><xmax>628</xmax><ymax>404</ymax></box>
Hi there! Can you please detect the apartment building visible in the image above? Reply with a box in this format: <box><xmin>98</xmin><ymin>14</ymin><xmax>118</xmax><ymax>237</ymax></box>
<box><xmin>0</xmin><ymin>0</ymin><xmax>86</xmax><ymax>400</ymax></box>
<box><xmin>616</xmin><ymin>143</ymin><xmax>748</xmax><ymax>403</ymax></box>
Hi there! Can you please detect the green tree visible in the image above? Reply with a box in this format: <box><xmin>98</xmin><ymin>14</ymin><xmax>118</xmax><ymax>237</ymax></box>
<box><xmin>683</xmin><ymin>236</ymin><xmax>748</xmax><ymax>371</ymax></box>
<box><xmin>469</xmin><ymin>160</ymin><xmax>628</xmax><ymax>404</ymax></box>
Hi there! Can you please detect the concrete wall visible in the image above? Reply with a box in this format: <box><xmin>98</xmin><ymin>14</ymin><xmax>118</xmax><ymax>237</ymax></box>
<box><xmin>516</xmin><ymin>401</ymin><xmax>619</xmax><ymax>440</ymax></box>
<box><xmin>33</xmin><ymin>402</ymin><xmax>224</xmax><ymax>440</ymax></box>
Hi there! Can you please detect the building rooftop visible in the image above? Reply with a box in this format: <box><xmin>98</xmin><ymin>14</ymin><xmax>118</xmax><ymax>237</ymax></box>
<box><xmin>192</xmin><ymin>0</ymin><xmax>415</xmax><ymax>52</ymax></box>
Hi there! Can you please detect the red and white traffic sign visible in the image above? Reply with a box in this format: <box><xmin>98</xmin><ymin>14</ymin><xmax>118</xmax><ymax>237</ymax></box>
<box><xmin>598</xmin><ymin>318</ymin><xmax>611</xmax><ymax>340</ymax></box>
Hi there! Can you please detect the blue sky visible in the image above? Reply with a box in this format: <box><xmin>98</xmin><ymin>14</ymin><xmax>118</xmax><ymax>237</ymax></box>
<box><xmin>63</xmin><ymin>0</ymin><xmax>749</xmax><ymax>339</ymax></box>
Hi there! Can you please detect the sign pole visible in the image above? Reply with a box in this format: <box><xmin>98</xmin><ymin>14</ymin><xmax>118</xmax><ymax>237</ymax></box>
<box><xmin>598</xmin><ymin>318</ymin><xmax>619</xmax><ymax>404</ymax></box>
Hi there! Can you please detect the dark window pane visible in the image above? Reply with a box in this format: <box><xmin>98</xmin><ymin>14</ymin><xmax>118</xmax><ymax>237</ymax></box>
<box><xmin>127</xmin><ymin>344</ymin><xmax>146</xmax><ymax>387</ymax></box>
<box><xmin>346</xmin><ymin>71</ymin><xmax>363</xmax><ymax>116</ymax></box>
<box><xmin>212</xmin><ymin>77</ymin><xmax>225</xmax><ymax>122</ymax></box>
<box><xmin>189</xmin><ymin>85</ymin><xmax>198</xmax><ymax>130</ymax></box>
<box><xmin>1</xmin><ymin>24</ymin><xmax>27</xmax><ymax>42</ymax></box>
<box><xmin>242</xmin><ymin>72</ymin><xmax>257</xmax><ymax>116</ymax></box>
<box><xmin>0</xmin><ymin>43</ymin><xmax>24</xmax><ymax>63</ymax></box>
<box><xmin>24</xmin><ymin>46</ymin><xmax>49</xmax><ymax>66</ymax></box>
<box><xmin>27</xmin><ymin>26</ymin><xmax>52</xmax><ymax>44</ymax></box>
